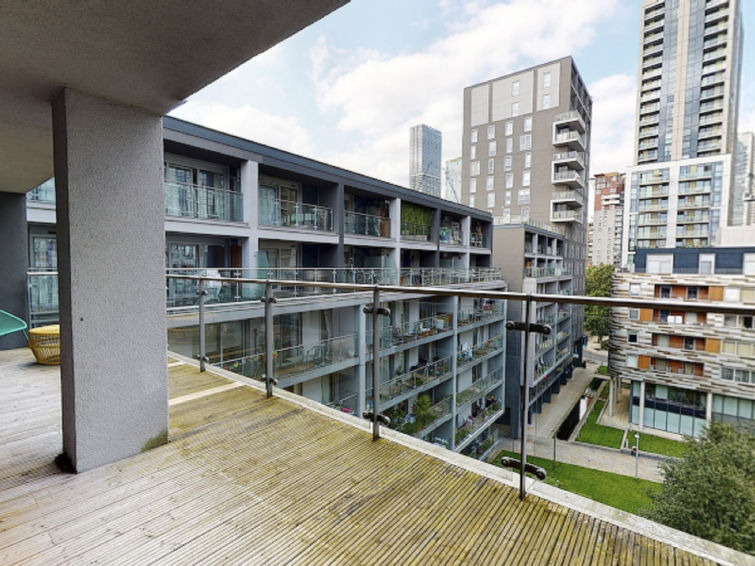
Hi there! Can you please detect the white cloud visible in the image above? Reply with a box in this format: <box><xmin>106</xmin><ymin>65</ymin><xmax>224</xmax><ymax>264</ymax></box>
<box><xmin>310</xmin><ymin>0</ymin><xmax>620</xmax><ymax>185</ymax></box>
<box><xmin>588</xmin><ymin>73</ymin><xmax>637</xmax><ymax>175</ymax></box>
<box><xmin>170</xmin><ymin>103</ymin><xmax>315</xmax><ymax>156</ymax></box>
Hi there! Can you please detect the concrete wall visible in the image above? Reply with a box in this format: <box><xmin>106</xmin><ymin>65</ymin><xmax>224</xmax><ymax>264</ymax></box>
<box><xmin>0</xmin><ymin>192</ymin><xmax>29</xmax><ymax>349</ymax></box>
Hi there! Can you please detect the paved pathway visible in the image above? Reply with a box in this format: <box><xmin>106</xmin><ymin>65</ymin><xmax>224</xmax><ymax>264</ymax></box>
<box><xmin>527</xmin><ymin>365</ymin><xmax>595</xmax><ymax>439</ymax></box>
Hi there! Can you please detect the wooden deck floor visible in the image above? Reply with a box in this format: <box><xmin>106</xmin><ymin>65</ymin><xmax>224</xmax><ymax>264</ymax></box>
<box><xmin>0</xmin><ymin>349</ymin><xmax>745</xmax><ymax>565</ymax></box>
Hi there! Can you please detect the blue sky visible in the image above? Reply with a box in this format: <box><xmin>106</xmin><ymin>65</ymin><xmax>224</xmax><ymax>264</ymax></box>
<box><xmin>171</xmin><ymin>0</ymin><xmax>755</xmax><ymax>191</ymax></box>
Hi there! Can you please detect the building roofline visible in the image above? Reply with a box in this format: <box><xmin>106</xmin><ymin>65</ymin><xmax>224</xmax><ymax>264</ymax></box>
<box><xmin>164</xmin><ymin>116</ymin><xmax>491</xmax><ymax>220</ymax></box>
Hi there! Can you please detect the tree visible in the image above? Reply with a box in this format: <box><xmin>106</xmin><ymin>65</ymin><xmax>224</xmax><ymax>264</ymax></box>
<box><xmin>584</xmin><ymin>264</ymin><xmax>614</xmax><ymax>345</ymax></box>
<box><xmin>649</xmin><ymin>423</ymin><xmax>755</xmax><ymax>555</ymax></box>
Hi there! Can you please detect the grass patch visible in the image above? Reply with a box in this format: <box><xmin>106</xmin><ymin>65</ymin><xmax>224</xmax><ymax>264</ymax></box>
<box><xmin>631</xmin><ymin>432</ymin><xmax>687</xmax><ymax>458</ymax></box>
<box><xmin>589</xmin><ymin>377</ymin><xmax>604</xmax><ymax>391</ymax></box>
<box><xmin>576</xmin><ymin>400</ymin><xmax>624</xmax><ymax>448</ymax></box>
<box><xmin>597</xmin><ymin>365</ymin><xmax>608</xmax><ymax>375</ymax></box>
<box><xmin>495</xmin><ymin>450</ymin><xmax>660</xmax><ymax>515</ymax></box>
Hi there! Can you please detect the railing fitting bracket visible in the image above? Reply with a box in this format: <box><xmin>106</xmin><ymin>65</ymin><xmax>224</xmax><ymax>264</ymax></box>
<box><xmin>362</xmin><ymin>411</ymin><xmax>391</xmax><ymax>426</ymax></box>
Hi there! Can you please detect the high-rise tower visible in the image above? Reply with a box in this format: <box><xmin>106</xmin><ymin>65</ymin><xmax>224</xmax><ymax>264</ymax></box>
<box><xmin>409</xmin><ymin>124</ymin><xmax>442</xmax><ymax>197</ymax></box>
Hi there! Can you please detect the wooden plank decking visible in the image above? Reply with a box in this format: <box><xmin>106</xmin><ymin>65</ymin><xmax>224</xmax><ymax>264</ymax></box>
<box><xmin>0</xmin><ymin>349</ymin><xmax>746</xmax><ymax>565</ymax></box>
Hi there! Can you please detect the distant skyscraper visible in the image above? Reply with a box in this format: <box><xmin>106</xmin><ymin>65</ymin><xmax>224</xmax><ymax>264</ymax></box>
<box><xmin>622</xmin><ymin>0</ymin><xmax>743</xmax><ymax>266</ymax></box>
<box><xmin>590</xmin><ymin>172</ymin><xmax>625</xmax><ymax>267</ymax></box>
<box><xmin>732</xmin><ymin>132</ymin><xmax>754</xmax><ymax>226</ymax></box>
<box><xmin>443</xmin><ymin>157</ymin><xmax>462</xmax><ymax>202</ymax></box>
<box><xmin>409</xmin><ymin>124</ymin><xmax>442</xmax><ymax>197</ymax></box>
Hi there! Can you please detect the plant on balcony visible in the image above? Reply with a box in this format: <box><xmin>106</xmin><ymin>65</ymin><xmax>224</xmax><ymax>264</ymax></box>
<box><xmin>413</xmin><ymin>394</ymin><xmax>434</xmax><ymax>430</ymax></box>
<box><xmin>401</xmin><ymin>203</ymin><xmax>432</xmax><ymax>239</ymax></box>
<box><xmin>455</xmin><ymin>428</ymin><xmax>469</xmax><ymax>444</ymax></box>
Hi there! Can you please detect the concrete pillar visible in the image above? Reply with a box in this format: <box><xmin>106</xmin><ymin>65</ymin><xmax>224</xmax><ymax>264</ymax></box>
<box><xmin>638</xmin><ymin>381</ymin><xmax>646</xmax><ymax>429</ymax></box>
<box><xmin>0</xmin><ymin>192</ymin><xmax>29</xmax><ymax>349</ymax></box>
<box><xmin>705</xmin><ymin>391</ymin><xmax>713</xmax><ymax>423</ymax></box>
<box><xmin>608</xmin><ymin>378</ymin><xmax>614</xmax><ymax>417</ymax></box>
<box><xmin>335</xmin><ymin>183</ymin><xmax>345</xmax><ymax>266</ymax></box>
<box><xmin>241</xmin><ymin>160</ymin><xmax>259</xmax><ymax>269</ymax></box>
<box><xmin>52</xmin><ymin>88</ymin><xmax>167</xmax><ymax>472</ymax></box>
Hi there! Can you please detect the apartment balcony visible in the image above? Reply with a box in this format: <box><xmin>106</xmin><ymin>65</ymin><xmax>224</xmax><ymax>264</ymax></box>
<box><xmin>551</xmin><ymin>170</ymin><xmax>585</xmax><ymax>188</ymax></box>
<box><xmin>703</xmin><ymin>21</ymin><xmax>729</xmax><ymax>38</ymax></box>
<box><xmin>413</xmin><ymin>396</ymin><xmax>454</xmax><ymax>439</ymax></box>
<box><xmin>457</xmin><ymin>335</ymin><xmax>505</xmax><ymax>372</ymax></box>
<box><xmin>643</xmin><ymin>43</ymin><xmax>663</xmax><ymax>57</ymax></box>
<box><xmin>164</xmin><ymin>182</ymin><xmax>243</xmax><ymax>222</ymax></box>
<box><xmin>676</xmin><ymin>226</ymin><xmax>710</xmax><ymax>237</ymax></box>
<box><xmin>457</xmin><ymin>304</ymin><xmax>506</xmax><ymax>328</ymax></box>
<box><xmin>552</xmin><ymin>150</ymin><xmax>585</xmax><ymax>171</ymax></box>
<box><xmin>550</xmin><ymin>190</ymin><xmax>585</xmax><ymax>207</ymax></box>
<box><xmin>642</xmin><ymin>55</ymin><xmax>663</xmax><ymax>70</ymax></box>
<box><xmin>258</xmin><ymin>197</ymin><xmax>333</xmax><ymax>232</ymax></box>
<box><xmin>455</xmin><ymin>399</ymin><xmax>503</xmax><ymax>449</ymax></box>
<box><xmin>643</xmin><ymin>31</ymin><xmax>664</xmax><ymax>46</ymax></box>
<box><xmin>639</xmin><ymin>101</ymin><xmax>660</xmax><ymax>114</ymax></box>
<box><xmin>697</xmin><ymin>139</ymin><xmax>722</xmax><ymax>153</ymax></box>
<box><xmin>400</xmin><ymin>221</ymin><xmax>432</xmax><ymax>241</ymax></box>
<box><xmin>368</xmin><ymin>357</ymin><xmax>453</xmax><ymax>410</ymax></box>
<box><xmin>701</xmin><ymin>72</ymin><xmax>725</xmax><ymax>87</ymax></box>
<box><xmin>698</xmin><ymin>112</ymin><xmax>723</xmax><ymax>126</ymax></box>
<box><xmin>644</xmin><ymin>17</ymin><xmax>664</xmax><ymax>33</ymax></box>
<box><xmin>678</xmin><ymin>182</ymin><xmax>712</xmax><ymax>195</ymax></box>
<box><xmin>536</xmin><ymin>338</ymin><xmax>554</xmax><ymax>355</ymax></box>
<box><xmin>701</xmin><ymin>61</ymin><xmax>727</xmax><ymax>77</ymax></box>
<box><xmin>370</xmin><ymin>313</ymin><xmax>454</xmax><ymax>350</ymax></box>
<box><xmin>552</xmin><ymin>130</ymin><xmax>586</xmax><ymax>151</ymax></box>
<box><xmin>637</xmin><ymin>230</ymin><xmax>667</xmax><ymax>240</ymax></box>
<box><xmin>676</xmin><ymin>213</ymin><xmax>711</xmax><ymax>224</ymax></box>
<box><xmin>556</xmin><ymin>329</ymin><xmax>570</xmax><ymax>343</ymax></box>
<box><xmin>470</xmin><ymin>233</ymin><xmax>486</xmax><ymax>248</ymax></box>
<box><xmin>697</xmin><ymin>125</ymin><xmax>722</xmax><ymax>140</ymax></box>
<box><xmin>679</xmin><ymin>168</ymin><xmax>714</xmax><ymax>182</ymax></box>
<box><xmin>702</xmin><ymin>34</ymin><xmax>727</xmax><ymax>51</ymax></box>
<box><xmin>637</xmin><ymin>215</ymin><xmax>667</xmax><ymax>226</ymax></box>
<box><xmin>439</xmin><ymin>226</ymin><xmax>463</xmax><ymax>246</ymax></box>
<box><xmin>641</xmin><ymin>67</ymin><xmax>663</xmax><ymax>81</ymax></box>
<box><xmin>344</xmin><ymin>211</ymin><xmax>390</xmax><ymax>238</ymax></box>
<box><xmin>524</xmin><ymin>265</ymin><xmax>572</xmax><ymax>279</ymax></box>
<box><xmin>550</xmin><ymin>209</ymin><xmax>582</xmax><ymax>224</ymax></box>
<box><xmin>455</xmin><ymin>367</ymin><xmax>504</xmax><ymax>410</ymax></box>
<box><xmin>637</xmin><ymin>149</ymin><xmax>659</xmax><ymax>163</ymax></box>
<box><xmin>638</xmin><ymin>187</ymin><xmax>668</xmax><ymax>199</ymax></box>
<box><xmin>702</xmin><ymin>48</ymin><xmax>727</xmax><ymax>64</ymax></box>
<box><xmin>558</xmin><ymin>308</ymin><xmax>571</xmax><ymax>323</ymax></box>
<box><xmin>704</xmin><ymin>7</ymin><xmax>728</xmax><ymax>24</ymax></box>
<box><xmin>699</xmin><ymin>100</ymin><xmax>724</xmax><ymax>114</ymax></box>
<box><xmin>553</xmin><ymin>110</ymin><xmax>586</xmax><ymax>133</ymax></box>
<box><xmin>26</xmin><ymin>183</ymin><xmax>56</xmax><ymax>204</ymax></box>
<box><xmin>639</xmin><ymin>126</ymin><xmax>660</xmax><ymax>138</ymax></box>
<box><xmin>637</xmin><ymin>202</ymin><xmax>668</xmax><ymax>212</ymax></box>
<box><xmin>638</xmin><ymin>138</ymin><xmax>659</xmax><ymax>150</ymax></box>
<box><xmin>676</xmin><ymin>237</ymin><xmax>711</xmax><ymax>248</ymax></box>
<box><xmin>638</xmin><ymin>114</ymin><xmax>660</xmax><ymax>127</ymax></box>
<box><xmin>677</xmin><ymin>198</ymin><xmax>712</xmax><ymax>210</ymax></box>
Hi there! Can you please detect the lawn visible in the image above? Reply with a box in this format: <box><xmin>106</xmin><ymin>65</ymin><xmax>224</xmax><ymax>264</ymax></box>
<box><xmin>495</xmin><ymin>450</ymin><xmax>660</xmax><ymax>516</ymax></box>
<box><xmin>629</xmin><ymin>432</ymin><xmax>687</xmax><ymax>458</ymax></box>
<box><xmin>576</xmin><ymin>400</ymin><xmax>624</xmax><ymax>448</ymax></box>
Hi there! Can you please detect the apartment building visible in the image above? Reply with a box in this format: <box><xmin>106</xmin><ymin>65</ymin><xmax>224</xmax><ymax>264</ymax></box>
<box><xmin>590</xmin><ymin>172</ymin><xmax>625</xmax><ymax>267</ymax></box>
<box><xmin>622</xmin><ymin>0</ymin><xmax>743</xmax><ymax>266</ymax></box>
<box><xmin>609</xmin><ymin>247</ymin><xmax>755</xmax><ymax>437</ymax></box>
<box><xmin>25</xmin><ymin>117</ymin><xmax>506</xmax><ymax>458</ymax></box>
<box><xmin>443</xmin><ymin>157</ymin><xmax>462</xmax><ymax>203</ymax></box>
<box><xmin>409</xmin><ymin>124</ymin><xmax>442</xmax><ymax>197</ymax></box>
<box><xmin>460</xmin><ymin>56</ymin><xmax>591</xmax><ymax>433</ymax></box>
<box><xmin>732</xmin><ymin>131</ymin><xmax>755</xmax><ymax>227</ymax></box>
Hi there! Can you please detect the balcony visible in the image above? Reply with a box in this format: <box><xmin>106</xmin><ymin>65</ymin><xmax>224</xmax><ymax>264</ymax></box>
<box><xmin>637</xmin><ymin>215</ymin><xmax>667</xmax><ymax>226</ymax></box>
<box><xmin>553</xmin><ymin>110</ymin><xmax>586</xmax><ymax>133</ymax></box>
<box><xmin>344</xmin><ymin>211</ymin><xmax>390</xmax><ymax>238</ymax></box>
<box><xmin>456</xmin><ymin>367</ymin><xmax>504</xmax><ymax>410</ymax></box>
<box><xmin>638</xmin><ymin>114</ymin><xmax>660</xmax><ymax>127</ymax></box>
<box><xmin>678</xmin><ymin>198</ymin><xmax>711</xmax><ymax>210</ymax></box>
<box><xmin>368</xmin><ymin>357</ymin><xmax>453</xmax><ymax>409</ymax></box>
<box><xmin>641</xmin><ymin>67</ymin><xmax>662</xmax><ymax>81</ymax></box>
<box><xmin>470</xmin><ymin>233</ymin><xmax>486</xmax><ymax>248</ymax></box>
<box><xmin>413</xmin><ymin>396</ymin><xmax>454</xmax><ymax>439</ymax></box>
<box><xmin>697</xmin><ymin>139</ymin><xmax>722</xmax><ymax>153</ymax></box>
<box><xmin>457</xmin><ymin>304</ymin><xmax>505</xmax><ymax>328</ymax></box>
<box><xmin>699</xmin><ymin>100</ymin><xmax>724</xmax><ymax>114</ymax></box>
<box><xmin>639</xmin><ymin>102</ymin><xmax>660</xmax><ymax>114</ymax></box>
<box><xmin>639</xmin><ymin>126</ymin><xmax>660</xmax><ymax>138</ymax></box>
<box><xmin>638</xmin><ymin>139</ymin><xmax>659</xmax><ymax>150</ymax></box>
<box><xmin>678</xmin><ymin>182</ymin><xmax>712</xmax><ymax>195</ymax></box>
<box><xmin>676</xmin><ymin>213</ymin><xmax>711</xmax><ymax>224</ymax></box>
<box><xmin>644</xmin><ymin>17</ymin><xmax>664</xmax><ymax>33</ymax></box>
<box><xmin>550</xmin><ymin>209</ymin><xmax>582</xmax><ymax>223</ymax></box>
<box><xmin>457</xmin><ymin>335</ymin><xmax>504</xmax><ymax>371</ymax></box>
<box><xmin>536</xmin><ymin>338</ymin><xmax>553</xmax><ymax>355</ymax></box>
<box><xmin>643</xmin><ymin>43</ymin><xmax>663</xmax><ymax>57</ymax></box>
<box><xmin>26</xmin><ymin>182</ymin><xmax>56</xmax><ymax>204</ymax></box>
<box><xmin>455</xmin><ymin>399</ymin><xmax>503</xmax><ymax>448</ymax></box>
<box><xmin>702</xmin><ymin>48</ymin><xmax>727</xmax><ymax>64</ymax></box>
<box><xmin>258</xmin><ymin>197</ymin><xmax>333</xmax><ymax>231</ymax></box>
<box><xmin>643</xmin><ymin>31</ymin><xmax>664</xmax><ymax>46</ymax></box>
<box><xmin>439</xmin><ymin>225</ymin><xmax>463</xmax><ymax>246</ymax></box>
<box><xmin>679</xmin><ymin>168</ymin><xmax>713</xmax><ymax>181</ymax></box>
<box><xmin>552</xmin><ymin>151</ymin><xmax>585</xmax><ymax>170</ymax></box>
<box><xmin>638</xmin><ymin>187</ymin><xmax>668</xmax><ymax>199</ymax></box>
<box><xmin>551</xmin><ymin>170</ymin><xmax>584</xmax><ymax>188</ymax></box>
<box><xmin>552</xmin><ymin>130</ymin><xmax>586</xmax><ymax>151</ymax></box>
<box><xmin>638</xmin><ymin>150</ymin><xmax>659</xmax><ymax>163</ymax></box>
<box><xmin>698</xmin><ymin>126</ymin><xmax>722</xmax><ymax>140</ymax></box>
<box><xmin>524</xmin><ymin>265</ymin><xmax>572</xmax><ymax>278</ymax></box>
<box><xmin>400</xmin><ymin>221</ymin><xmax>432</xmax><ymax>241</ymax></box>
<box><xmin>164</xmin><ymin>182</ymin><xmax>243</xmax><ymax>222</ymax></box>
<box><xmin>637</xmin><ymin>202</ymin><xmax>668</xmax><ymax>212</ymax></box>
<box><xmin>676</xmin><ymin>227</ymin><xmax>710</xmax><ymax>237</ymax></box>
<box><xmin>698</xmin><ymin>113</ymin><xmax>723</xmax><ymax>127</ymax></box>
<box><xmin>642</xmin><ymin>55</ymin><xmax>663</xmax><ymax>70</ymax></box>
<box><xmin>370</xmin><ymin>314</ymin><xmax>454</xmax><ymax>350</ymax></box>
<box><xmin>701</xmin><ymin>72</ymin><xmax>725</xmax><ymax>87</ymax></box>
<box><xmin>550</xmin><ymin>190</ymin><xmax>585</xmax><ymax>207</ymax></box>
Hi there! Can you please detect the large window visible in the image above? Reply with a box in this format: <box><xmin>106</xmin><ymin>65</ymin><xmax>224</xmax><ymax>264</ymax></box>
<box><xmin>519</xmin><ymin>134</ymin><xmax>532</xmax><ymax>151</ymax></box>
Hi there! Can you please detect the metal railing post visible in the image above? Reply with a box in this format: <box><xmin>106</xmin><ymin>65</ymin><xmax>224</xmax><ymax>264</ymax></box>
<box><xmin>520</xmin><ymin>294</ymin><xmax>532</xmax><ymax>500</ymax></box>
<box><xmin>198</xmin><ymin>278</ymin><xmax>208</xmax><ymax>372</ymax></box>
<box><xmin>371</xmin><ymin>286</ymin><xmax>381</xmax><ymax>440</ymax></box>
<box><xmin>264</xmin><ymin>281</ymin><xmax>277</xmax><ymax>398</ymax></box>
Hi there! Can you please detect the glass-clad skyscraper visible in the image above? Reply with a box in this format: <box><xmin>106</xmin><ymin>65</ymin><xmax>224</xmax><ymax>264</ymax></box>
<box><xmin>409</xmin><ymin>124</ymin><xmax>442</xmax><ymax>197</ymax></box>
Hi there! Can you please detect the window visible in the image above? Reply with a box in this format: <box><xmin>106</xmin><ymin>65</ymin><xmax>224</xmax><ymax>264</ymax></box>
<box><xmin>519</xmin><ymin>134</ymin><xmax>532</xmax><ymax>150</ymax></box>
<box><xmin>471</xmin><ymin>129</ymin><xmax>478</xmax><ymax>143</ymax></box>
<box><xmin>512</xmin><ymin>80</ymin><xmax>520</xmax><ymax>96</ymax></box>
<box><xmin>684</xmin><ymin>336</ymin><xmax>695</xmax><ymax>350</ymax></box>
<box><xmin>487</xmin><ymin>192</ymin><xmax>495</xmax><ymax>208</ymax></box>
<box><xmin>628</xmin><ymin>333</ymin><xmax>638</xmax><ymax>343</ymax></box>
<box><xmin>745</xmin><ymin>254</ymin><xmax>755</xmax><ymax>275</ymax></box>
<box><xmin>686</xmin><ymin>287</ymin><xmax>698</xmax><ymax>300</ymax></box>
<box><xmin>698</xmin><ymin>253</ymin><xmax>715</xmax><ymax>274</ymax></box>
<box><xmin>489</xmin><ymin>141</ymin><xmax>496</xmax><ymax>156</ymax></box>
<box><xmin>511</xmin><ymin>102</ymin><xmax>519</xmax><ymax>117</ymax></box>
<box><xmin>505</xmin><ymin>122</ymin><xmax>513</xmax><ymax>136</ymax></box>
<box><xmin>659</xmin><ymin>285</ymin><xmax>671</xmax><ymax>298</ymax></box>
<box><xmin>518</xmin><ymin>189</ymin><xmax>530</xmax><ymax>204</ymax></box>
<box><xmin>524</xmin><ymin>152</ymin><xmax>531</xmax><ymax>168</ymax></box>
<box><xmin>743</xmin><ymin>289</ymin><xmax>755</xmax><ymax>304</ymax></box>
<box><xmin>629</xmin><ymin>284</ymin><xmax>641</xmax><ymax>296</ymax></box>
<box><xmin>524</xmin><ymin>116</ymin><xmax>532</xmax><ymax>132</ymax></box>
<box><xmin>724</xmin><ymin>288</ymin><xmax>741</xmax><ymax>303</ymax></box>
<box><xmin>543</xmin><ymin>71</ymin><xmax>551</xmax><ymax>88</ymax></box>
<box><xmin>505</xmin><ymin>191</ymin><xmax>511</xmax><ymax>206</ymax></box>
<box><xmin>505</xmin><ymin>173</ymin><xmax>514</xmax><ymax>189</ymax></box>
<box><xmin>470</xmin><ymin>161</ymin><xmax>480</xmax><ymax>176</ymax></box>
<box><xmin>628</xmin><ymin>308</ymin><xmax>640</xmax><ymax>320</ymax></box>
<box><xmin>488</xmin><ymin>159</ymin><xmax>494</xmax><ymax>174</ymax></box>
<box><xmin>721</xmin><ymin>367</ymin><xmax>755</xmax><ymax>384</ymax></box>
<box><xmin>505</xmin><ymin>137</ymin><xmax>513</xmax><ymax>153</ymax></box>
<box><xmin>487</xmin><ymin>125</ymin><xmax>495</xmax><ymax>139</ymax></box>
<box><xmin>542</xmin><ymin>94</ymin><xmax>551</xmax><ymax>109</ymax></box>
<box><xmin>469</xmin><ymin>194</ymin><xmax>475</xmax><ymax>207</ymax></box>
<box><xmin>469</xmin><ymin>178</ymin><xmax>476</xmax><ymax>193</ymax></box>
<box><xmin>627</xmin><ymin>354</ymin><xmax>638</xmax><ymax>368</ymax></box>
<box><xmin>522</xmin><ymin>171</ymin><xmax>530</xmax><ymax>187</ymax></box>
<box><xmin>486</xmin><ymin>176</ymin><xmax>494</xmax><ymax>191</ymax></box>
<box><xmin>504</xmin><ymin>155</ymin><xmax>512</xmax><ymax>171</ymax></box>
<box><xmin>470</xmin><ymin>145</ymin><xmax>476</xmax><ymax>160</ymax></box>
<box><xmin>520</xmin><ymin>206</ymin><xmax>530</xmax><ymax>221</ymax></box>
<box><xmin>502</xmin><ymin>208</ymin><xmax>511</xmax><ymax>223</ymax></box>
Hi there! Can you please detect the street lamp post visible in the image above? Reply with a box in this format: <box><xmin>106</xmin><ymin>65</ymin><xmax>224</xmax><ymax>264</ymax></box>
<box><xmin>634</xmin><ymin>432</ymin><xmax>640</xmax><ymax>479</ymax></box>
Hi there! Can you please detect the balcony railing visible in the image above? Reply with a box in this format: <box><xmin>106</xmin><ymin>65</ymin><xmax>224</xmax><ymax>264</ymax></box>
<box><xmin>368</xmin><ymin>314</ymin><xmax>454</xmax><ymax>350</ymax></box>
<box><xmin>27</xmin><ymin>270</ymin><xmax>59</xmax><ymax>327</ymax></box>
<box><xmin>455</xmin><ymin>368</ymin><xmax>504</xmax><ymax>409</ymax></box>
<box><xmin>259</xmin><ymin>197</ymin><xmax>333</xmax><ymax>232</ymax></box>
<box><xmin>551</xmin><ymin>190</ymin><xmax>585</xmax><ymax>205</ymax></box>
<box><xmin>164</xmin><ymin>182</ymin><xmax>243</xmax><ymax>222</ymax></box>
<box><xmin>455</xmin><ymin>399</ymin><xmax>503</xmax><ymax>444</ymax></box>
<box><xmin>439</xmin><ymin>226</ymin><xmax>462</xmax><ymax>245</ymax></box>
<box><xmin>457</xmin><ymin>304</ymin><xmax>505</xmax><ymax>327</ymax></box>
<box><xmin>457</xmin><ymin>335</ymin><xmax>504</xmax><ymax>368</ymax></box>
<box><xmin>470</xmin><ymin>233</ymin><xmax>485</xmax><ymax>248</ymax></box>
<box><xmin>524</xmin><ymin>266</ymin><xmax>572</xmax><ymax>278</ymax></box>
<box><xmin>27</xmin><ymin>183</ymin><xmax>56</xmax><ymax>204</ymax></box>
<box><xmin>344</xmin><ymin>211</ymin><xmax>390</xmax><ymax>238</ymax></box>
<box><xmin>414</xmin><ymin>396</ymin><xmax>454</xmax><ymax>438</ymax></box>
<box><xmin>551</xmin><ymin>209</ymin><xmax>582</xmax><ymax>223</ymax></box>
<box><xmin>367</xmin><ymin>357</ymin><xmax>453</xmax><ymax>406</ymax></box>
<box><xmin>401</xmin><ymin>222</ymin><xmax>432</xmax><ymax>241</ymax></box>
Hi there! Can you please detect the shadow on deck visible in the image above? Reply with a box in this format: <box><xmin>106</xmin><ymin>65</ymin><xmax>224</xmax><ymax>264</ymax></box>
<box><xmin>0</xmin><ymin>349</ymin><xmax>746</xmax><ymax>565</ymax></box>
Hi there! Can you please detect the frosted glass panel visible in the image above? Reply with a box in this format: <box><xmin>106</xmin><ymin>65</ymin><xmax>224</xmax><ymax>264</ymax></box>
<box><xmin>680</xmin><ymin>414</ymin><xmax>694</xmax><ymax>436</ymax></box>
<box><xmin>667</xmin><ymin>411</ymin><xmax>680</xmax><ymax>433</ymax></box>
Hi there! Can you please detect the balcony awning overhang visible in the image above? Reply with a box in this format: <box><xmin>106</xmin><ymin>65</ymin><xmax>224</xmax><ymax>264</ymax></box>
<box><xmin>0</xmin><ymin>0</ymin><xmax>347</xmax><ymax>193</ymax></box>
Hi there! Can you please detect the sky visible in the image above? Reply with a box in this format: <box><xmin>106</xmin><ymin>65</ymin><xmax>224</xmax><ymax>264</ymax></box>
<box><xmin>170</xmin><ymin>0</ymin><xmax>755</xmax><ymax>201</ymax></box>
